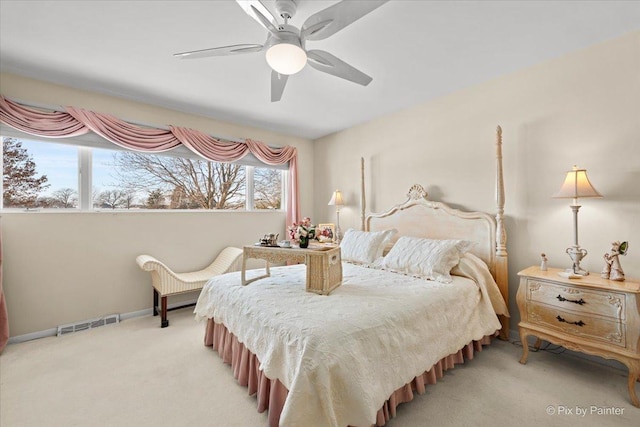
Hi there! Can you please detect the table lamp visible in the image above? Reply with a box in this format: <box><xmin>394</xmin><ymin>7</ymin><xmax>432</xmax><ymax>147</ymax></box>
<box><xmin>552</xmin><ymin>165</ymin><xmax>602</xmax><ymax>275</ymax></box>
<box><xmin>328</xmin><ymin>190</ymin><xmax>345</xmax><ymax>243</ymax></box>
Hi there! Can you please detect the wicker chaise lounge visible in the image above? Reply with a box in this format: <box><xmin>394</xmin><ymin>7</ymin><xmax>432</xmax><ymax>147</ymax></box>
<box><xmin>136</xmin><ymin>247</ymin><xmax>243</xmax><ymax>327</ymax></box>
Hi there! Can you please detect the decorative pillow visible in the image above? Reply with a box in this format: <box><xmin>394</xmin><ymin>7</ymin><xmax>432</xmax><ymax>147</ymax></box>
<box><xmin>340</xmin><ymin>229</ymin><xmax>396</xmax><ymax>265</ymax></box>
<box><xmin>382</xmin><ymin>236</ymin><xmax>474</xmax><ymax>283</ymax></box>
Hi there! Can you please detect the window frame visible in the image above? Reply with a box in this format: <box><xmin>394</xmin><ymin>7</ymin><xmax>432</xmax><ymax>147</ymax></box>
<box><xmin>1</xmin><ymin>127</ymin><xmax>287</xmax><ymax>212</ymax></box>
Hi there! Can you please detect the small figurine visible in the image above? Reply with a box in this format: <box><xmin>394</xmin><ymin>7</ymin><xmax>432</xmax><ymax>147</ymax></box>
<box><xmin>601</xmin><ymin>241</ymin><xmax>628</xmax><ymax>281</ymax></box>
<box><xmin>540</xmin><ymin>253</ymin><xmax>548</xmax><ymax>271</ymax></box>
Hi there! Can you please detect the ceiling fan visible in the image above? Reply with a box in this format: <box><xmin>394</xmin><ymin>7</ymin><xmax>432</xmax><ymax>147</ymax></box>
<box><xmin>174</xmin><ymin>0</ymin><xmax>388</xmax><ymax>102</ymax></box>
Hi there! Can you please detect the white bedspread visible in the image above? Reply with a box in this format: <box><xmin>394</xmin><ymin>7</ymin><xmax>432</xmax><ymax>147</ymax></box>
<box><xmin>194</xmin><ymin>262</ymin><xmax>502</xmax><ymax>427</ymax></box>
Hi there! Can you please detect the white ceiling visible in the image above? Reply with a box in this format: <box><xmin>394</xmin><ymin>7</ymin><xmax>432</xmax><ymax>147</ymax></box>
<box><xmin>1</xmin><ymin>1</ymin><xmax>638</xmax><ymax>140</ymax></box>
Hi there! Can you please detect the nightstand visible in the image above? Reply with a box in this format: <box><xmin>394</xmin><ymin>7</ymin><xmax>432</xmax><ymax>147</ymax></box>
<box><xmin>517</xmin><ymin>266</ymin><xmax>640</xmax><ymax>407</ymax></box>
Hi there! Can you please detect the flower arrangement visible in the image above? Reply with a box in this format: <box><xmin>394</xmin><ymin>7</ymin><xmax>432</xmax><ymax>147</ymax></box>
<box><xmin>288</xmin><ymin>217</ymin><xmax>316</xmax><ymax>248</ymax></box>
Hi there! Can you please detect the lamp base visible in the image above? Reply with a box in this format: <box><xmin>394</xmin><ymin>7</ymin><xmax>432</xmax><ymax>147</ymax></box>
<box><xmin>335</xmin><ymin>225</ymin><xmax>342</xmax><ymax>244</ymax></box>
<box><xmin>566</xmin><ymin>246</ymin><xmax>589</xmax><ymax>276</ymax></box>
<box><xmin>565</xmin><ymin>267</ymin><xmax>589</xmax><ymax>276</ymax></box>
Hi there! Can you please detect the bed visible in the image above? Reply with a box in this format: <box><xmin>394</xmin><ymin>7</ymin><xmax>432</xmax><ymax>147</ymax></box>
<box><xmin>194</xmin><ymin>127</ymin><xmax>510</xmax><ymax>426</ymax></box>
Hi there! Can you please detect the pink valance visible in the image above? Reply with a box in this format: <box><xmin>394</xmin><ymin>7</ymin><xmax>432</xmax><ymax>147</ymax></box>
<box><xmin>170</xmin><ymin>125</ymin><xmax>249</xmax><ymax>162</ymax></box>
<box><xmin>0</xmin><ymin>96</ymin><xmax>88</xmax><ymax>137</ymax></box>
<box><xmin>66</xmin><ymin>106</ymin><xmax>181</xmax><ymax>152</ymax></box>
<box><xmin>0</xmin><ymin>216</ymin><xmax>7</xmax><ymax>354</ymax></box>
<box><xmin>0</xmin><ymin>95</ymin><xmax>300</xmax><ymax>224</ymax></box>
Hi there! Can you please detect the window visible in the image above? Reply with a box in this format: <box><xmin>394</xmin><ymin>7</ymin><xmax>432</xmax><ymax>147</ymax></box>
<box><xmin>2</xmin><ymin>137</ymin><xmax>78</xmax><ymax>209</ymax></box>
<box><xmin>93</xmin><ymin>147</ymin><xmax>249</xmax><ymax>210</ymax></box>
<box><xmin>253</xmin><ymin>167</ymin><xmax>282</xmax><ymax>210</ymax></box>
<box><xmin>1</xmin><ymin>135</ymin><xmax>285</xmax><ymax>211</ymax></box>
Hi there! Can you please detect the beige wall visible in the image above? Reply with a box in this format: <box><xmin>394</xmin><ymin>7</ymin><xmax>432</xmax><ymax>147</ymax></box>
<box><xmin>313</xmin><ymin>31</ymin><xmax>640</xmax><ymax>331</ymax></box>
<box><xmin>0</xmin><ymin>73</ymin><xmax>314</xmax><ymax>336</ymax></box>
<box><xmin>3</xmin><ymin>31</ymin><xmax>639</xmax><ymax>337</ymax></box>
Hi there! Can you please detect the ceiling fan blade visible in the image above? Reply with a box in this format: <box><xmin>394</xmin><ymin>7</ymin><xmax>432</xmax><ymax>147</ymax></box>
<box><xmin>307</xmin><ymin>50</ymin><xmax>373</xmax><ymax>86</ymax></box>
<box><xmin>301</xmin><ymin>0</ymin><xmax>388</xmax><ymax>41</ymax></box>
<box><xmin>271</xmin><ymin>70</ymin><xmax>289</xmax><ymax>102</ymax></box>
<box><xmin>236</xmin><ymin>0</ymin><xmax>280</xmax><ymax>37</ymax></box>
<box><xmin>174</xmin><ymin>44</ymin><xmax>263</xmax><ymax>59</ymax></box>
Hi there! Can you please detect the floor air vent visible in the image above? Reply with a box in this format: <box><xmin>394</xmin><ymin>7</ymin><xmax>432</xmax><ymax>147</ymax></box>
<box><xmin>57</xmin><ymin>314</ymin><xmax>120</xmax><ymax>336</ymax></box>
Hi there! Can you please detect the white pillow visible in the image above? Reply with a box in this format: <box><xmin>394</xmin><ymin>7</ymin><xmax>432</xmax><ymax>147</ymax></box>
<box><xmin>382</xmin><ymin>236</ymin><xmax>473</xmax><ymax>283</ymax></box>
<box><xmin>340</xmin><ymin>229</ymin><xmax>396</xmax><ymax>265</ymax></box>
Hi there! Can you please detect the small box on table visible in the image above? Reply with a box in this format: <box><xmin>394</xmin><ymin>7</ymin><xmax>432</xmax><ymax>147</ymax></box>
<box><xmin>305</xmin><ymin>246</ymin><xmax>342</xmax><ymax>295</ymax></box>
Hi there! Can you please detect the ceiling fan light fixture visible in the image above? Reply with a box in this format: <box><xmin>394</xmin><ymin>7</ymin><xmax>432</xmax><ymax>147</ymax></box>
<box><xmin>176</xmin><ymin>0</ymin><xmax>388</xmax><ymax>100</ymax></box>
<box><xmin>266</xmin><ymin>41</ymin><xmax>307</xmax><ymax>75</ymax></box>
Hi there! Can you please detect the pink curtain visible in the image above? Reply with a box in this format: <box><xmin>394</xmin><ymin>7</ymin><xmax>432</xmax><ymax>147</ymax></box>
<box><xmin>0</xmin><ymin>218</ymin><xmax>7</xmax><ymax>353</ymax></box>
<box><xmin>246</xmin><ymin>139</ymin><xmax>299</xmax><ymax>226</ymax></box>
<box><xmin>66</xmin><ymin>107</ymin><xmax>181</xmax><ymax>152</ymax></box>
<box><xmin>0</xmin><ymin>96</ymin><xmax>88</xmax><ymax>137</ymax></box>
<box><xmin>170</xmin><ymin>126</ymin><xmax>249</xmax><ymax>162</ymax></box>
<box><xmin>0</xmin><ymin>95</ymin><xmax>299</xmax><ymax>224</ymax></box>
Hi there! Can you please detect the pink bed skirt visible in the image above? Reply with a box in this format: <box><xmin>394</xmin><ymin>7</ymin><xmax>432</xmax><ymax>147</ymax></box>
<box><xmin>204</xmin><ymin>319</ymin><xmax>492</xmax><ymax>427</ymax></box>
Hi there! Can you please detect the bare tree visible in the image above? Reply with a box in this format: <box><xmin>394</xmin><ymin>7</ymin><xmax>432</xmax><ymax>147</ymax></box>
<box><xmin>97</xmin><ymin>189</ymin><xmax>129</xmax><ymax>209</ymax></box>
<box><xmin>35</xmin><ymin>196</ymin><xmax>56</xmax><ymax>208</ymax></box>
<box><xmin>112</xmin><ymin>152</ymin><xmax>245</xmax><ymax>209</ymax></box>
<box><xmin>169</xmin><ymin>185</ymin><xmax>200</xmax><ymax>209</ymax></box>
<box><xmin>52</xmin><ymin>188</ymin><xmax>77</xmax><ymax>208</ymax></box>
<box><xmin>91</xmin><ymin>186</ymin><xmax>100</xmax><ymax>207</ymax></box>
<box><xmin>254</xmin><ymin>168</ymin><xmax>282</xmax><ymax>209</ymax></box>
<box><xmin>120</xmin><ymin>190</ymin><xmax>137</xmax><ymax>209</ymax></box>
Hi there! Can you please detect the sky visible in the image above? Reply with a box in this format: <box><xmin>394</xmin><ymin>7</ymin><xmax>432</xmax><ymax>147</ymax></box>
<box><xmin>9</xmin><ymin>138</ymin><xmax>117</xmax><ymax>196</ymax></box>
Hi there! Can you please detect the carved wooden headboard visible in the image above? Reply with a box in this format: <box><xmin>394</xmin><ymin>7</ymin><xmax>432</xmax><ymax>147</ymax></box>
<box><xmin>361</xmin><ymin>127</ymin><xmax>509</xmax><ymax>339</ymax></box>
<box><xmin>366</xmin><ymin>184</ymin><xmax>497</xmax><ymax>275</ymax></box>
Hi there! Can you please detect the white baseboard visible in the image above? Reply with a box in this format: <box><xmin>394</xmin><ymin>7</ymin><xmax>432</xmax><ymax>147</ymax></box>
<box><xmin>119</xmin><ymin>308</ymin><xmax>153</xmax><ymax>321</ymax></box>
<box><xmin>7</xmin><ymin>299</ymin><xmax>198</xmax><ymax>345</ymax></box>
<box><xmin>7</xmin><ymin>327</ymin><xmax>59</xmax><ymax>344</ymax></box>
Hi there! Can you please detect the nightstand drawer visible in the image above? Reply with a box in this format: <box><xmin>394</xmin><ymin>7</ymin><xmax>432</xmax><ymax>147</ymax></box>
<box><xmin>527</xmin><ymin>303</ymin><xmax>626</xmax><ymax>348</ymax></box>
<box><xmin>527</xmin><ymin>279</ymin><xmax>625</xmax><ymax>321</ymax></box>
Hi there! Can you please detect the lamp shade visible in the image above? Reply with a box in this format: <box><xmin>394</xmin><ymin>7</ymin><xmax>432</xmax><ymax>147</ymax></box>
<box><xmin>266</xmin><ymin>42</ymin><xmax>307</xmax><ymax>75</ymax></box>
<box><xmin>553</xmin><ymin>166</ymin><xmax>602</xmax><ymax>201</ymax></box>
<box><xmin>328</xmin><ymin>190</ymin><xmax>344</xmax><ymax>206</ymax></box>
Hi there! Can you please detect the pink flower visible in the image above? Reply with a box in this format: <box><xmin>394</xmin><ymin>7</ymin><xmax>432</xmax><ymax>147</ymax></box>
<box><xmin>288</xmin><ymin>217</ymin><xmax>316</xmax><ymax>242</ymax></box>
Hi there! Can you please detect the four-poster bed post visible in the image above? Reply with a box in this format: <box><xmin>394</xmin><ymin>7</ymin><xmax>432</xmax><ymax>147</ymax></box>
<box><xmin>359</xmin><ymin>126</ymin><xmax>509</xmax><ymax>339</ymax></box>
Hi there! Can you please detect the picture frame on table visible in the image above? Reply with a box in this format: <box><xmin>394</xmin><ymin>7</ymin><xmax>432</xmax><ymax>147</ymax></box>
<box><xmin>317</xmin><ymin>223</ymin><xmax>336</xmax><ymax>243</ymax></box>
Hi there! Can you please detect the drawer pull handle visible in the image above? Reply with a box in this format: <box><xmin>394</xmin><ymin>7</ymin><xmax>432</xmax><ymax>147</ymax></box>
<box><xmin>556</xmin><ymin>315</ymin><xmax>585</xmax><ymax>327</ymax></box>
<box><xmin>556</xmin><ymin>295</ymin><xmax>585</xmax><ymax>305</ymax></box>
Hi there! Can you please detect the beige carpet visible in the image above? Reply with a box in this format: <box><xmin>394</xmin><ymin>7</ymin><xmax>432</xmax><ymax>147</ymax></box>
<box><xmin>1</xmin><ymin>307</ymin><xmax>637</xmax><ymax>427</ymax></box>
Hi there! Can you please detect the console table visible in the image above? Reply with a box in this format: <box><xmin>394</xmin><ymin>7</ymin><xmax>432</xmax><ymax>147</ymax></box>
<box><xmin>241</xmin><ymin>244</ymin><xmax>342</xmax><ymax>295</ymax></box>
